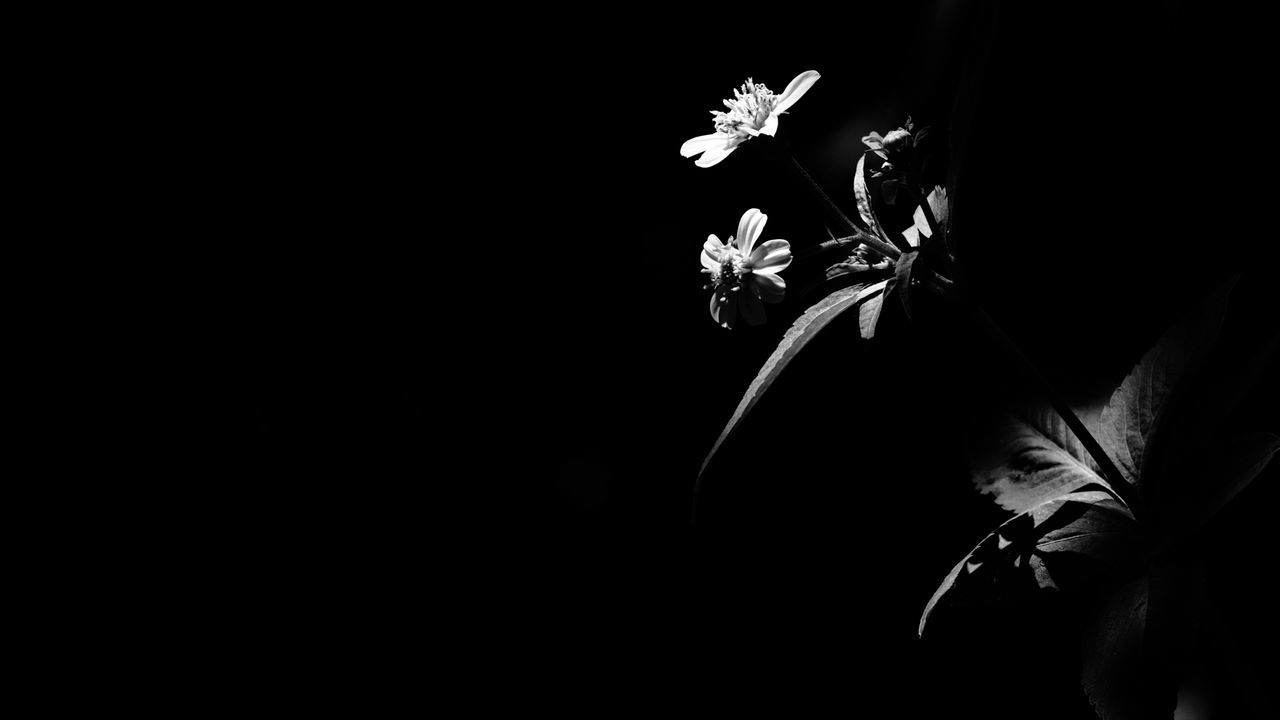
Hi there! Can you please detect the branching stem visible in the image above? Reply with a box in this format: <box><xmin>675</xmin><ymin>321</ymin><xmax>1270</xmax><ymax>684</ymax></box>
<box><xmin>766</xmin><ymin>142</ymin><xmax>902</xmax><ymax>262</ymax></box>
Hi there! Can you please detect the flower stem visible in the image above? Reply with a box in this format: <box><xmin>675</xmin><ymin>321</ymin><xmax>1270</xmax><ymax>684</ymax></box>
<box><xmin>968</xmin><ymin>304</ymin><xmax>1140</xmax><ymax>515</ymax></box>
<box><xmin>794</xmin><ymin>234</ymin><xmax>862</xmax><ymax>260</ymax></box>
<box><xmin>769</xmin><ymin>144</ymin><xmax>902</xmax><ymax>261</ymax></box>
<box><xmin>924</xmin><ymin>269</ymin><xmax>955</xmax><ymax>294</ymax></box>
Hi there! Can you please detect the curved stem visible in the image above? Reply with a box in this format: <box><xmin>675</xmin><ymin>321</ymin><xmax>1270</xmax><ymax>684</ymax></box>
<box><xmin>924</xmin><ymin>269</ymin><xmax>956</xmax><ymax>294</ymax></box>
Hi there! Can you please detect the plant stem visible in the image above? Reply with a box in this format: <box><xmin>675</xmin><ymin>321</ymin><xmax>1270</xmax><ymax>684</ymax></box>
<box><xmin>924</xmin><ymin>269</ymin><xmax>955</xmax><ymax>294</ymax></box>
<box><xmin>794</xmin><ymin>234</ymin><xmax>861</xmax><ymax>260</ymax></box>
<box><xmin>770</xmin><ymin>144</ymin><xmax>902</xmax><ymax>261</ymax></box>
<box><xmin>969</xmin><ymin>304</ymin><xmax>1140</xmax><ymax>515</ymax></box>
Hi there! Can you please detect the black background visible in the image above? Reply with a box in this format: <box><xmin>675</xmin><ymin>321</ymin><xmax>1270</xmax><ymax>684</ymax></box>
<box><xmin>220</xmin><ymin>1</ymin><xmax>1278</xmax><ymax>715</ymax></box>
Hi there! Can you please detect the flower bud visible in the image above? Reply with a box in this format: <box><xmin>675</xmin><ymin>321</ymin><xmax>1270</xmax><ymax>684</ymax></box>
<box><xmin>882</xmin><ymin>128</ymin><xmax>913</xmax><ymax>153</ymax></box>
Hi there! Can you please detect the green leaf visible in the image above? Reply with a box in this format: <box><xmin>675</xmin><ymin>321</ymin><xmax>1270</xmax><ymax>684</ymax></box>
<box><xmin>894</xmin><ymin>250</ymin><xmax>918</xmax><ymax>320</ymax></box>
<box><xmin>857</xmin><ymin>280</ymin><xmax>890</xmax><ymax>340</ymax></box>
<box><xmin>853</xmin><ymin>153</ymin><xmax>884</xmax><ymax>239</ymax></box>
<box><xmin>1080</xmin><ymin>559</ymin><xmax>1203</xmax><ymax>720</ymax></box>
<box><xmin>971</xmin><ymin>403</ymin><xmax>1120</xmax><ymax>514</ymax></box>
<box><xmin>901</xmin><ymin>186</ymin><xmax>950</xmax><ymax>248</ymax></box>
<box><xmin>1080</xmin><ymin>575</ymin><xmax>1150</xmax><ymax>720</ymax></box>
<box><xmin>919</xmin><ymin>490</ymin><xmax>1137</xmax><ymax>637</ymax></box>
<box><xmin>926</xmin><ymin>185</ymin><xmax>950</xmax><ymax>232</ymax></box>
<box><xmin>1096</xmin><ymin>278</ymin><xmax>1237</xmax><ymax>487</ymax></box>
<box><xmin>696</xmin><ymin>282</ymin><xmax>888</xmax><ymax>489</ymax></box>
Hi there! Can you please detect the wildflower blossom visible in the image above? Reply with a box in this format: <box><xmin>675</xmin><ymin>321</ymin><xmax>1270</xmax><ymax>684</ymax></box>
<box><xmin>680</xmin><ymin>71</ymin><xmax>820</xmax><ymax>168</ymax></box>
<box><xmin>702</xmin><ymin>208</ymin><xmax>792</xmax><ymax>328</ymax></box>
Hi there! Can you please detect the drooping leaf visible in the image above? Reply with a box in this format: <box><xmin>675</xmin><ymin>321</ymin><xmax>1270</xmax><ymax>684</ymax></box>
<box><xmin>1080</xmin><ymin>575</ymin><xmax>1150</xmax><ymax>720</ymax></box>
<box><xmin>971</xmin><ymin>403</ymin><xmax>1120</xmax><ymax>514</ymax></box>
<box><xmin>696</xmin><ymin>283</ymin><xmax>887</xmax><ymax>490</ymax></box>
<box><xmin>1096</xmin><ymin>278</ymin><xmax>1237</xmax><ymax>486</ymax></box>
<box><xmin>1080</xmin><ymin>559</ymin><xmax>1203</xmax><ymax>720</ymax></box>
<box><xmin>919</xmin><ymin>489</ymin><xmax>1138</xmax><ymax>637</ymax></box>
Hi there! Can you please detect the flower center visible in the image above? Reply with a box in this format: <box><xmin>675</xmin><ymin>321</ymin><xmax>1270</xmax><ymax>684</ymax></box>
<box><xmin>712</xmin><ymin>79</ymin><xmax>776</xmax><ymax>136</ymax></box>
<box><xmin>712</xmin><ymin>244</ymin><xmax>748</xmax><ymax>289</ymax></box>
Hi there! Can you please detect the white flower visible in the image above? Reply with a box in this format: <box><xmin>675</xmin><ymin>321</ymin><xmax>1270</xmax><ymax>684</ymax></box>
<box><xmin>680</xmin><ymin>70</ymin><xmax>821</xmax><ymax>168</ymax></box>
<box><xmin>702</xmin><ymin>208</ymin><xmax>792</xmax><ymax>328</ymax></box>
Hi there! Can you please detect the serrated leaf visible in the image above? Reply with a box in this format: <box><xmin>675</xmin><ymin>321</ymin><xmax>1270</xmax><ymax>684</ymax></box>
<box><xmin>697</xmin><ymin>282</ymin><xmax>887</xmax><ymax>490</ymax></box>
<box><xmin>971</xmin><ymin>403</ymin><xmax>1119</xmax><ymax>513</ymax></box>
<box><xmin>1097</xmin><ymin>278</ymin><xmax>1237</xmax><ymax>487</ymax></box>
<box><xmin>919</xmin><ymin>490</ymin><xmax>1137</xmax><ymax>637</ymax></box>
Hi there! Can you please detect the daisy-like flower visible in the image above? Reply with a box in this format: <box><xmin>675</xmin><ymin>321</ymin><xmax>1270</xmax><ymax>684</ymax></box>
<box><xmin>702</xmin><ymin>208</ymin><xmax>792</xmax><ymax>328</ymax></box>
<box><xmin>680</xmin><ymin>71</ymin><xmax>821</xmax><ymax>168</ymax></box>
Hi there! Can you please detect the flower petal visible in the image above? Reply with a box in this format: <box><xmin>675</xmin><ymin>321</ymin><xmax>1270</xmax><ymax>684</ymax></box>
<box><xmin>680</xmin><ymin>133</ymin><xmax>729</xmax><ymax>158</ymax></box>
<box><xmin>735</xmin><ymin>209</ymin><xmax>759</xmax><ymax>242</ymax></box>
<box><xmin>759</xmin><ymin>115</ymin><xmax>779</xmax><ymax>137</ymax></box>
<box><xmin>773</xmin><ymin>70</ymin><xmax>820</xmax><ymax>115</ymax></box>
<box><xmin>739</xmin><ymin>288</ymin><xmax>767</xmax><ymax>326</ymax></box>
<box><xmin>862</xmin><ymin>132</ymin><xmax>884</xmax><ymax>151</ymax></box>
<box><xmin>735</xmin><ymin>209</ymin><xmax>760</xmax><ymax>252</ymax></box>
<box><xmin>694</xmin><ymin>142</ymin><xmax>736</xmax><ymax>168</ymax></box>
<box><xmin>737</xmin><ymin>209</ymin><xmax>768</xmax><ymax>256</ymax></box>
<box><xmin>749</xmin><ymin>271</ymin><xmax>786</xmax><ymax>303</ymax></box>
<box><xmin>702</xmin><ymin>235</ymin><xmax>726</xmax><ymax>269</ymax></box>
<box><xmin>746</xmin><ymin>239</ymin><xmax>792</xmax><ymax>274</ymax></box>
<box><xmin>711</xmin><ymin>290</ymin><xmax>738</xmax><ymax>329</ymax></box>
